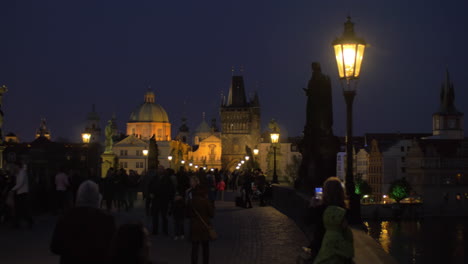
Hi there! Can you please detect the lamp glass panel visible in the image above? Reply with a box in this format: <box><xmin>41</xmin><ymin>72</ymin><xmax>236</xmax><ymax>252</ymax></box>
<box><xmin>354</xmin><ymin>44</ymin><xmax>365</xmax><ymax>78</ymax></box>
<box><xmin>334</xmin><ymin>45</ymin><xmax>345</xmax><ymax>78</ymax></box>
<box><xmin>342</xmin><ymin>44</ymin><xmax>358</xmax><ymax>78</ymax></box>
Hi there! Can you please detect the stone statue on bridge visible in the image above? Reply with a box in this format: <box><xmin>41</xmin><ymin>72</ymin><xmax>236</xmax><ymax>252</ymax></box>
<box><xmin>297</xmin><ymin>62</ymin><xmax>340</xmax><ymax>193</ymax></box>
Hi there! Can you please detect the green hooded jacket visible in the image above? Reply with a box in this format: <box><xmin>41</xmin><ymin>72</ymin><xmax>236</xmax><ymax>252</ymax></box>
<box><xmin>313</xmin><ymin>206</ymin><xmax>354</xmax><ymax>264</ymax></box>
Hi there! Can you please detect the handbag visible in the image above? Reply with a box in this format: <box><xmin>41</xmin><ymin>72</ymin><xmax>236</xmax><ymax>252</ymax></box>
<box><xmin>193</xmin><ymin>208</ymin><xmax>218</xmax><ymax>241</ymax></box>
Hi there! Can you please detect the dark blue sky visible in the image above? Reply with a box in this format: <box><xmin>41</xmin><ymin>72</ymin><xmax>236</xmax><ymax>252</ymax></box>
<box><xmin>1</xmin><ymin>0</ymin><xmax>467</xmax><ymax>142</ymax></box>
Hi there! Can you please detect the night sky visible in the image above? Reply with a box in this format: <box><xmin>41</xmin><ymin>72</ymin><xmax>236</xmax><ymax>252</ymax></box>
<box><xmin>1</xmin><ymin>0</ymin><xmax>467</xmax><ymax>142</ymax></box>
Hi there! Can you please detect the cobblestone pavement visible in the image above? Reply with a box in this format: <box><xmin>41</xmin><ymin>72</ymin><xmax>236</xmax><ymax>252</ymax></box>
<box><xmin>0</xmin><ymin>192</ymin><xmax>308</xmax><ymax>264</ymax></box>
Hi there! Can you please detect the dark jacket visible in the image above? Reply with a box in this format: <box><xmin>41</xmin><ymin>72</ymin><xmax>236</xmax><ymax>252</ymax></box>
<box><xmin>50</xmin><ymin>206</ymin><xmax>116</xmax><ymax>264</ymax></box>
<box><xmin>150</xmin><ymin>175</ymin><xmax>175</xmax><ymax>211</ymax></box>
<box><xmin>306</xmin><ymin>204</ymin><xmax>327</xmax><ymax>258</ymax></box>
<box><xmin>173</xmin><ymin>198</ymin><xmax>186</xmax><ymax>219</ymax></box>
<box><xmin>187</xmin><ymin>196</ymin><xmax>214</xmax><ymax>242</ymax></box>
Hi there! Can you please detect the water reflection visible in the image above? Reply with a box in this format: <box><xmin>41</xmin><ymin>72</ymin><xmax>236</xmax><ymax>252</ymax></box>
<box><xmin>364</xmin><ymin>217</ymin><xmax>468</xmax><ymax>264</ymax></box>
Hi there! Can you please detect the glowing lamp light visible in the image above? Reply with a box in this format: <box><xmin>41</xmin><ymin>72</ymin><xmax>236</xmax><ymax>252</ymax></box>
<box><xmin>189</xmin><ymin>163</ymin><xmax>193</xmax><ymax>167</ymax></box>
<box><xmin>168</xmin><ymin>156</ymin><xmax>173</xmax><ymax>161</ymax></box>
<box><xmin>332</xmin><ymin>16</ymin><xmax>366</xmax><ymax>81</ymax></box>
<box><xmin>210</xmin><ymin>168</ymin><xmax>214</xmax><ymax>172</ymax></box>
<box><xmin>237</xmin><ymin>163</ymin><xmax>241</xmax><ymax>167</ymax></box>
<box><xmin>203</xmin><ymin>167</ymin><xmax>207</xmax><ymax>170</ymax></box>
<box><xmin>142</xmin><ymin>149</ymin><xmax>149</xmax><ymax>156</ymax></box>
<box><xmin>81</xmin><ymin>133</ymin><xmax>91</xmax><ymax>144</ymax></box>
<box><xmin>383</xmin><ymin>195</ymin><xmax>388</xmax><ymax>199</ymax></box>
<box><xmin>236</xmin><ymin>166</ymin><xmax>240</xmax><ymax>170</ymax></box>
<box><xmin>181</xmin><ymin>160</ymin><xmax>185</xmax><ymax>164</ymax></box>
<box><xmin>253</xmin><ymin>149</ymin><xmax>259</xmax><ymax>155</ymax></box>
<box><xmin>194</xmin><ymin>165</ymin><xmax>199</xmax><ymax>169</ymax></box>
<box><xmin>270</xmin><ymin>133</ymin><xmax>280</xmax><ymax>144</ymax></box>
<box><xmin>245</xmin><ymin>156</ymin><xmax>250</xmax><ymax>161</ymax></box>
<box><xmin>363</xmin><ymin>195</ymin><xmax>369</xmax><ymax>198</ymax></box>
<box><xmin>241</xmin><ymin>160</ymin><xmax>245</xmax><ymax>164</ymax></box>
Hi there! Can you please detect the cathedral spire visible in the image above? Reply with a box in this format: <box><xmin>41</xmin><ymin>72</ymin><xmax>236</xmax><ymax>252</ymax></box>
<box><xmin>226</xmin><ymin>75</ymin><xmax>247</xmax><ymax>107</ymax></box>
<box><xmin>438</xmin><ymin>68</ymin><xmax>459</xmax><ymax>114</ymax></box>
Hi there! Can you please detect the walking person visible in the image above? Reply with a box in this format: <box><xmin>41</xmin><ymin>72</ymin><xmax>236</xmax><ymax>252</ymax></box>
<box><xmin>55</xmin><ymin>167</ymin><xmax>70</xmax><ymax>213</ymax></box>
<box><xmin>242</xmin><ymin>173</ymin><xmax>253</xmax><ymax>208</ymax></box>
<box><xmin>150</xmin><ymin>170</ymin><xmax>175</xmax><ymax>236</ymax></box>
<box><xmin>50</xmin><ymin>180</ymin><xmax>116</xmax><ymax>264</ymax></box>
<box><xmin>187</xmin><ymin>186</ymin><xmax>214</xmax><ymax>264</ymax></box>
<box><xmin>216</xmin><ymin>178</ymin><xmax>226</xmax><ymax>201</ymax></box>
<box><xmin>11</xmin><ymin>162</ymin><xmax>33</xmax><ymax>228</ymax></box>
<box><xmin>173</xmin><ymin>194</ymin><xmax>186</xmax><ymax>240</ymax></box>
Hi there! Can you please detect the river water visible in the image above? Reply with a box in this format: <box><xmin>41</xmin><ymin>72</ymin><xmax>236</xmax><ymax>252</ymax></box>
<box><xmin>364</xmin><ymin>217</ymin><xmax>468</xmax><ymax>264</ymax></box>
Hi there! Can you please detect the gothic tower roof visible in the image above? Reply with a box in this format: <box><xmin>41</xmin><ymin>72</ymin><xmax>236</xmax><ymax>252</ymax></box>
<box><xmin>226</xmin><ymin>75</ymin><xmax>247</xmax><ymax>107</ymax></box>
<box><xmin>437</xmin><ymin>69</ymin><xmax>462</xmax><ymax>115</ymax></box>
<box><xmin>179</xmin><ymin>117</ymin><xmax>189</xmax><ymax>132</ymax></box>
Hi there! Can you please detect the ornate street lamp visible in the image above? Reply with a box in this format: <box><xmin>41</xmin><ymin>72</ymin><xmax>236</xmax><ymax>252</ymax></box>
<box><xmin>81</xmin><ymin>132</ymin><xmax>91</xmax><ymax>144</ymax></box>
<box><xmin>270</xmin><ymin>131</ymin><xmax>280</xmax><ymax>184</ymax></box>
<box><xmin>332</xmin><ymin>16</ymin><xmax>366</xmax><ymax>223</ymax></box>
<box><xmin>253</xmin><ymin>149</ymin><xmax>259</xmax><ymax>156</ymax></box>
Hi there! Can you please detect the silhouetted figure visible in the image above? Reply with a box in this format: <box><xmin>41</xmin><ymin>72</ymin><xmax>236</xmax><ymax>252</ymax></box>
<box><xmin>11</xmin><ymin>162</ymin><xmax>33</xmax><ymax>228</ymax></box>
<box><xmin>110</xmin><ymin>222</ymin><xmax>151</xmax><ymax>264</ymax></box>
<box><xmin>187</xmin><ymin>186</ymin><xmax>214</xmax><ymax>264</ymax></box>
<box><xmin>50</xmin><ymin>180</ymin><xmax>116</xmax><ymax>264</ymax></box>
<box><xmin>242</xmin><ymin>173</ymin><xmax>253</xmax><ymax>208</ymax></box>
<box><xmin>55</xmin><ymin>167</ymin><xmax>70</xmax><ymax>213</ymax></box>
<box><xmin>127</xmin><ymin>170</ymin><xmax>141</xmax><ymax>209</ymax></box>
<box><xmin>101</xmin><ymin>168</ymin><xmax>116</xmax><ymax>211</ymax></box>
<box><xmin>173</xmin><ymin>195</ymin><xmax>186</xmax><ymax>240</ymax></box>
<box><xmin>115</xmin><ymin>168</ymin><xmax>129</xmax><ymax>211</ymax></box>
<box><xmin>150</xmin><ymin>172</ymin><xmax>174</xmax><ymax>235</ymax></box>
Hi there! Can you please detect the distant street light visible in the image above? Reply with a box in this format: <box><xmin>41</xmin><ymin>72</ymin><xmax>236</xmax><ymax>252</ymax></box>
<box><xmin>333</xmin><ymin>16</ymin><xmax>366</xmax><ymax>223</ymax></box>
<box><xmin>270</xmin><ymin>131</ymin><xmax>280</xmax><ymax>184</ymax></box>
<box><xmin>81</xmin><ymin>133</ymin><xmax>91</xmax><ymax>144</ymax></box>
<box><xmin>143</xmin><ymin>149</ymin><xmax>149</xmax><ymax>172</ymax></box>
<box><xmin>245</xmin><ymin>156</ymin><xmax>250</xmax><ymax>161</ymax></box>
<box><xmin>253</xmin><ymin>149</ymin><xmax>259</xmax><ymax>156</ymax></box>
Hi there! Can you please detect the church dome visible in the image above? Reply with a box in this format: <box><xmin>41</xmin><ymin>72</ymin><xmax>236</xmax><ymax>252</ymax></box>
<box><xmin>195</xmin><ymin>113</ymin><xmax>211</xmax><ymax>134</ymax></box>
<box><xmin>128</xmin><ymin>91</ymin><xmax>170</xmax><ymax>123</ymax></box>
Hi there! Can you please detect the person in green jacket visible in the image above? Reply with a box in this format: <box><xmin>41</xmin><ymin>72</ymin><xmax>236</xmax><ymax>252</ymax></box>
<box><xmin>313</xmin><ymin>204</ymin><xmax>354</xmax><ymax>264</ymax></box>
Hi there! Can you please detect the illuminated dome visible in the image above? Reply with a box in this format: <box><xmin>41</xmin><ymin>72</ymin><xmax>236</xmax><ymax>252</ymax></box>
<box><xmin>128</xmin><ymin>91</ymin><xmax>170</xmax><ymax>123</ymax></box>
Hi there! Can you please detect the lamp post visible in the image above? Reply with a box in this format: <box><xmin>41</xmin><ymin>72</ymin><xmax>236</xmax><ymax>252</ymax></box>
<box><xmin>270</xmin><ymin>131</ymin><xmax>280</xmax><ymax>184</ymax></box>
<box><xmin>81</xmin><ymin>132</ymin><xmax>91</xmax><ymax>171</ymax></box>
<box><xmin>143</xmin><ymin>149</ymin><xmax>149</xmax><ymax>173</ymax></box>
<box><xmin>81</xmin><ymin>133</ymin><xmax>91</xmax><ymax>144</ymax></box>
<box><xmin>168</xmin><ymin>155</ymin><xmax>173</xmax><ymax>169</ymax></box>
<box><xmin>332</xmin><ymin>16</ymin><xmax>366</xmax><ymax>223</ymax></box>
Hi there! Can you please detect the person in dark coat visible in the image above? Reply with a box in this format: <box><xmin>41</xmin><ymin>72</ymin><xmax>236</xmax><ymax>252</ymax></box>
<box><xmin>187</xmin><ymin>186</ymin><xmax>214</xmax><ymax>264</ymax></box>
<box><xmin>50</xmin><ymin>180</ymin><xmax>116</xmax><ymax>264</ymax></box>
<box><xmin>242</xmin><ymin>173</ymin><xmax>254</xmax><ymax>208</ymax></box>
<box><xmin>150</xmin><ymin>171</ymin><xmax>175</xmax><ymax>235</ymax></box>
<box><xmin>172</xmin><ymin>194</ymin><xmax>186</xmax><ymax>240</ymax></box>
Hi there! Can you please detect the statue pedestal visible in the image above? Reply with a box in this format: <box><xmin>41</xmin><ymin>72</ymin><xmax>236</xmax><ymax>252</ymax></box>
<box><xmin>101</xmin><ymin>152</ymin><xmax>117</xmax><ymax>178</ymax></box>
<box><xmin>0</xmin><ymin>145</ymin><xmax>5</xmax><ymax>169</ymax></box>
